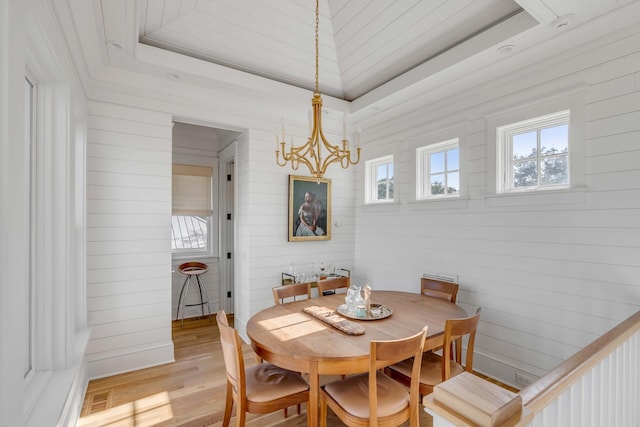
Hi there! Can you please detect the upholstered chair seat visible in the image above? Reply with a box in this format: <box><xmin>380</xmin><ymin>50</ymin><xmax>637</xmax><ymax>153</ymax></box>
<box><xmin>389</xmin><ymin>352</ymin><xmax>464</xmax><ymax>391</ymax></box>
<box><xmin>244</xmin><ymin>363</ymin><xmax>310</xmax><ymax>403</ymax></box>
<box><xmin>323</xmin><ymin>371</ymin><xmax>410</xmax><ymax>419</ymax></box>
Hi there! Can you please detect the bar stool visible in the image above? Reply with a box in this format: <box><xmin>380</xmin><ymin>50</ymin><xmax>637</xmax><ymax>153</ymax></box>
<box><xmin>176</xmin><ymin>261</ymin><xmax>211</xmax><ymax>325</ymax></box>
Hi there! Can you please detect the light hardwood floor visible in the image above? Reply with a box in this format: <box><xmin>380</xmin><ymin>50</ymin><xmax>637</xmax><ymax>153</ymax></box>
<box><xmin>78</xmin><ymin>315</ymin><xmax>516</xmax><ymax>427</ymax></box>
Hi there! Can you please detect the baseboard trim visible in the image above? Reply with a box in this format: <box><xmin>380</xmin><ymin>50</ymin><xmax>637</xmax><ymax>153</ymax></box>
<box><xmin>87</xmin><ymin>341</ymin><xmax>175</xmax><ymax>381</ymax></box>
<box><xmin>473</xmin><ymin>351</ymin><xmax>540</xmax><ymax>391</ymax></box>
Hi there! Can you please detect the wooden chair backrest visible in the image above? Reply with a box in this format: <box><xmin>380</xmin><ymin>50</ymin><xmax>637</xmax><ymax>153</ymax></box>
<box><xmin>272</xmin><ymin>282</ymin><xmax>311</xmax><ymax>305</ymax></box>
<box><xmin>216</xmin><ymin>310</ymin><xmax>246</xmax><ymax>400</ymax></box>
<box><xmin>317</xmin><ymin>276</ymin><xmax>349</xmax><ymax>296</ymax></box>
<box><xmin>420</xmin><ymin>278</ymin><xmax>459</xmax><ymax>303</ymax></box>
<box><xmin>441</xmin><ymin>307</ymin><xmax>481</xmax><ymax>381</ymax></box>
<box><xmin>370</xmin><ymin>327</ymin><xmax>427</xmax><ymax>426</ymax></box>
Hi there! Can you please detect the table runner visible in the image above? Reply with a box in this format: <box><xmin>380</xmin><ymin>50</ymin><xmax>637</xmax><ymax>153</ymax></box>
<box><xmin>303</xmin><ymin>306</ymin><xmax>365</xmax><ymax>335</ymax></box>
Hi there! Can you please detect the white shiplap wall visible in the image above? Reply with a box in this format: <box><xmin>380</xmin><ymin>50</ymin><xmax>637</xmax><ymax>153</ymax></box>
<box><xmin>77</xmin><ymin>77</ymin><xmax>357</xmax><ymax>351</ymax></box>
<box><xmin>232</xmin><ymin>126</ymin><xmax>357</xmax><ymax>338</ymax></box>
<box><xmin>86</xmin><ymin>101</ymin><xmax>174</xmax><ymax>379</ymax></box>
<box><xmin>354</xmin><ymin>25</ymin><xmax>640</xmax><ymax>388</ymax></box>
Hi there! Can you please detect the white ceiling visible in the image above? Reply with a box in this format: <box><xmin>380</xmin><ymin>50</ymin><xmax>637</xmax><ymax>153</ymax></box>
<box><xmin>65</xmin><ymin>0</ymin><xmax>637</xmax><ymax>123</ymax></box>
<box><xmin>137</xmin><ymin>0</ymin><xmax>526</xmax><ymax>101</ymax></box>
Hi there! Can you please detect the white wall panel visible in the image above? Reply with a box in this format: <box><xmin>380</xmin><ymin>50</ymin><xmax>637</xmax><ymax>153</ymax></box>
<box><xmin>354</xmin><ymin>25</ymin><xmax>640</xmax><ymax>388</ymax></box>
<box><xmin>87</xmin><ymin>278</ymin><xmax>168</xmax><ymax>297</ymax></box>
<box><xmin>87</xmin><ymin>185</ymin><xmax>170</xmax><ymax>201</ymax></box>
<box><xmin>87</xmin><ymin>290</ymin><xmax>169</xmax><ymax>311</ymax></box>
<box><xmin>89</xmin><ymin>315</ymin><xmax>168</xmax><ymax>339</ymax></box>
<box><xmin>86</xmin><ymin>328</ymin><xmax>170</xmax><ymax>355</ymax></box>
<box><xmin>87</xmin><ymin>239</ymin><xmax>169</xmax><ymax>255</ymax></box>
<box><xmin>88</xmin><ymin>303</ymin><xmax>167</xmax><ymax>325</ymax></box>
<box><xmin>86</xmin><ymin>101</ymin><xmax>173</xmax><ymax>379</ymax></box>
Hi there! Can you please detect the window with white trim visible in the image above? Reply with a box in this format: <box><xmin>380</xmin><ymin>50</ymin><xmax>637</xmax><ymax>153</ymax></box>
<box><xmin>172</xmin><ymin>164</ymin><xmax>213</xmax><ymax>256</ymax></box>
<box><xmin>417</xmin><ymin>139</ymin><xmax>460</xmax><ymax>199</ymax></box>
<box><xmin>497</xmin><ymin>110</ymin><xmax>570</xmax><ymax>193</ymax></box>
<box><xmin>365</xmin><ymin>155</ymin><xmax>394</xmax><ymax>203</ymax></box>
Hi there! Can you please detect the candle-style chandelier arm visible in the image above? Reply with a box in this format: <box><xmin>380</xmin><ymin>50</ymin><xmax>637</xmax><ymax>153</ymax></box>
<box><xmin>277</xmin><ymin>139</ymin><xmax>317</xmax><ymax>173</ymax></box>
<box><xmin>316</xmin><ymin>129</ymin><xmax>360</xmax><ymax>175</ymax></box>
<box><xmin>276</xmin><ymin>96</ymin><xmax>361</xmax><ymax>179</ymax></box>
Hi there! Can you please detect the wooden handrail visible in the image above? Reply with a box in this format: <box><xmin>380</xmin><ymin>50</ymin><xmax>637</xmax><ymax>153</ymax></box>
<box><xmin>519</xmin><ymin>310</ymin><xmax>640</xmax><ymax>413</ymax></box>
<box><xmin>424</xmin><ymin>310</ymin><xmax>640</xmax><ymax>426</ymax></box>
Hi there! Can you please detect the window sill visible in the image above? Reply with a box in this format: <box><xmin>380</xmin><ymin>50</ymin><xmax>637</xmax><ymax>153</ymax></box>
<box><xmin>172</xmin><ymin>253</ymin><xmax>218</xmax><ymax>261</ymax></box>
<box><xmin>486</xmin><ymin>187</ymin><xmax>587</xmax><ymax>207</ymax></box>
<box><xmin>360</xmin><ymin>201</ymin><xmax>400</xmax><ymax>212</ymax></box>
<box><xmin>408</xmin><ymin>197</ymin><xmax>469</xmax><ymax>211</ymax></box>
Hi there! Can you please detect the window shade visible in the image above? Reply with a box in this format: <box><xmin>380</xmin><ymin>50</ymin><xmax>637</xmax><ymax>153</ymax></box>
<box><xmin>172</xmin><ymin>164</ymin><xmax>212</xmax><ymax>216</ymax></box>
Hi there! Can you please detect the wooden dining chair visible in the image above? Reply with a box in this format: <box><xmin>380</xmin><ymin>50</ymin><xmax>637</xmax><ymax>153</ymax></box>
<box><xmin>420</xmin><ymin>277</ymin><xmax>459</xmax><ymax>303</ymax></box>
<box><xmin>272</xmin><ymin>282</ymin><xmax>312</xmax><ymax>305</ymax></box>
<box><xmin>216</xmin><ymin>310</ymin><xmax>310</xmax><ymax>427</ymax></box>
<box><xmin>387</xmin><ymin>308</ymin><xmax>481</xmax><ymax>398</ymax></box>
<box><xmin>320</xmin><ymin>327</ymin><xmax>428</xmax><ymax>427</ymax></box>
<box><xmin>317</xmin><ymin>276</ymin><xmax>349</xmax><ymax>297</ymax></box>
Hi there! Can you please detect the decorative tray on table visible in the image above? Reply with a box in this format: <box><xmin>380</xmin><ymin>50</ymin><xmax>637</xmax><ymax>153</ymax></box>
<box><xmin>336</xmin><ymin>303</ymin><xmax>393</xmax><ymax>320</ymax></box>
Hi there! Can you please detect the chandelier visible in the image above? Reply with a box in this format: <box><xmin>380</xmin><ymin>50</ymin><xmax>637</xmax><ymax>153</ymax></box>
<box><xmin>275</xmin><ymin>0</ymin><xmax>361</xmax><ymax>180</ymax></box>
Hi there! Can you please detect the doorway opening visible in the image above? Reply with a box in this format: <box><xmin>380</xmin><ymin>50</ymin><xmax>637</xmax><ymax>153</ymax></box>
<box><xmin>171</xmin><ymin>121</ymin><xmax>239</xmax><ymax>319</ymax></box>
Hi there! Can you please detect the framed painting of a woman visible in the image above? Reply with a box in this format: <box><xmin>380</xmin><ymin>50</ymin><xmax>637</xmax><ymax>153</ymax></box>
<box><xmin>288</xmin><ymin>175</ymin><xmax>331</xmax><ymax>241</ymax></box>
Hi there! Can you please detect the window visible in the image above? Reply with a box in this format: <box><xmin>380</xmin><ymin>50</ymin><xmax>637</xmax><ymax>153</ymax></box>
<box><xmin>365</xmin><ymin>155</ymin><xmax>394</xmax><ymax>203</ymax></box>
<box><xmin>497</xmin><ymin>110</ymin><xmax>569</xmax><ymax>193</ymax></box>
<box><xmin>417</xmin><ymin>139</ymin><xmax>459</xmax><ymax>199</ymax></box>
<box><xmin>172</xmin><ymin>164</ymin><xmax>213</xmax><ymax>256</ymax></box>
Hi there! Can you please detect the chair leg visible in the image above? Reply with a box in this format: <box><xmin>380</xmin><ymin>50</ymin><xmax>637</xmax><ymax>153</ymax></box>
<box><xmin>195</xmin><ymin>274</ymin><xmax>211</xmax><ymax>320</ymax></box>
<box><xmin>411</xmin><ymin>404</ymin><xmax>420</xmax><ymax>427</ymax></box>
<box><xmin>235</xmin><ymin>409</ymin><xmax>246</xmax><ymax>427</ymax></box>
<box><xmin>223</xmin><ymin>381</ymin><xmax>233</xmax><ymax>427</ymax></box>
<box><xmin>182</xmin><ymin>277</ymin><xmax>191</xmax><ymax>327</ymax></box>
<box><xmin>176</xmin><ymin>275</ymin><xmax>190</xmax><ymax>325</ymax></box>
<box><xmin>320</xmin><ymin>393</ymin><xmax>328</xmax><ymax>427</ymax></box>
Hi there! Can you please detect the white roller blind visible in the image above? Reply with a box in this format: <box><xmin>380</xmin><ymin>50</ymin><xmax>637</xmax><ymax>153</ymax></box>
<box><xmin>172</xmin><ymin>164</ymin><xmax>212</xmax><ymax>216</ymax></box>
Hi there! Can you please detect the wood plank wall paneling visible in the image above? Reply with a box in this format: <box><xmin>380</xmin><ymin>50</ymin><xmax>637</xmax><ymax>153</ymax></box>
<box><xmin>86</xmin><ymin>101</ymin><xmax>174</xmax><ymax>379</ymax></box>
<box><xmin>354</xmin><ymin>28</ymin><xmax>640</xmax><ymax>388</ymax></box>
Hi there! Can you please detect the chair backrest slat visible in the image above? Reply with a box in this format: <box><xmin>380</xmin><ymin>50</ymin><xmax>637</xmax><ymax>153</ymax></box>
<box><xmin>442</xmin><ymin>307</ymin><xmax>481</xmax><ymax>380</ymax></box>
<box><xmin>370</xmin><ymin>327</ymin><xmax>427</xmax><ymax>426</ymax></box>
<box><xmin>317</xmin><ymin>276</ymin><xmax>349</xmax><ymax>296</ymax></box>
<box><xmin>272</xmin><ymin>282</ymin><xmax>311</xmax><ymax>305</ymax></box>
<box><xmin>216</xmin><ymin>310</ymin><xmax>245</xmax><ymax>396</ymax></box>
<box><xmin>420</xmin><ymin>277</ymin><xmax>459</xmax><ymax>303</ymax></box>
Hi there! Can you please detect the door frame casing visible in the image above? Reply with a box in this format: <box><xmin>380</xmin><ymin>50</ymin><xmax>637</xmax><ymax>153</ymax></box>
<box><xmin>218</xmin><ymin>141</ymin><xmax>236</xmax><ymax>314</ymax></box>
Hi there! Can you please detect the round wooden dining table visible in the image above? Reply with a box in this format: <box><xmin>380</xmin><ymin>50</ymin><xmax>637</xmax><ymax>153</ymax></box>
<box><xmin>246</xmin><ymin>290</ymin><xmax>467</xmax><ymax>427</ymax></box>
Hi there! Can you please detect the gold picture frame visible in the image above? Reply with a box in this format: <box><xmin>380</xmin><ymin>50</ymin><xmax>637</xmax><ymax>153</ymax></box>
<box><xmin>288</xmin><ymin>175</ymin><xmax>331</xmax><ymax>241</ymax></box>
